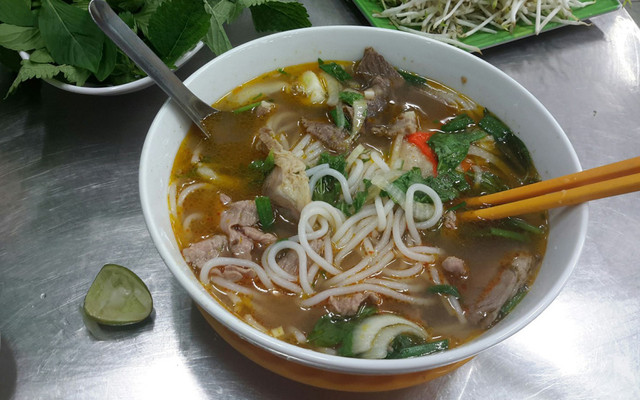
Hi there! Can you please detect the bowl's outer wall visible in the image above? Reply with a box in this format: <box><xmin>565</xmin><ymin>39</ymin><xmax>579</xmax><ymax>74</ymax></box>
<box><xmin>140</xmin><ymin>26</ymin><xmax>587</xmax><ymax>375</ymax></box>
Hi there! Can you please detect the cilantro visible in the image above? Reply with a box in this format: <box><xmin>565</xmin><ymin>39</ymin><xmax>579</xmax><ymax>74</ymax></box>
<box><xmin>318</xmin><ymin>58</ymin><xmax>352</xmax><ymax>82</ymax></box>
<box><xmin>428</xmin><ymin>130</ymin><xmax>486</xmax><ymax>175</ymax></box>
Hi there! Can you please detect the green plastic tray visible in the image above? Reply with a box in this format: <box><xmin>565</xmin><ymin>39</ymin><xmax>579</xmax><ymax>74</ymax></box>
<box><xmin>352</xmin><ymin>0</ymin><xmax>621</xmax><ymax>50</ymax></box>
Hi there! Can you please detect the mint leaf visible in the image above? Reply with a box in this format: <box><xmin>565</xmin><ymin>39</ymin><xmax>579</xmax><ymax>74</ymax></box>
<box><xmin>0</xmin><ymin>0</ymin><xmax>35</xmax><ymax>27</ymax></box>
<box><xmin>250</xmin><ymin>1</ymin><xmax>311</xmax><ymax>32</ymax></box>
<box><xmin>148</xmin><ymin>0</ymin><xmax>209</xmax><ymax>66</ymax></box>
<box><xmin>7</xmin><ymin>59</ymin><xmax>90</xmax><ymax>97</ymax></box>
<box><xmin>0</xmin><ymin>24</ymin><xmax>44</xmax><ymax>51</ymax></box>
<box><xmin>38</xmin><ymin>0</ymin><xmax>104</xmax><ymax>73</ymax></box>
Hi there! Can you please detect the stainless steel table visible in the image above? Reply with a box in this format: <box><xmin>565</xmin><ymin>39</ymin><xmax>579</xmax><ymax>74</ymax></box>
<box><xmin>1</xmin><ymin>1</ymin><xmax>639</xmax><ymax>398</ymax></box>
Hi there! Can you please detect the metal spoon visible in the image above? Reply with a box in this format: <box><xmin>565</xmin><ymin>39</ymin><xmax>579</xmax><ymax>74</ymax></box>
<box><xmin>88</xmin><ymin>0</ymin><xmax>217</xmax><ymax>137</ymax></box>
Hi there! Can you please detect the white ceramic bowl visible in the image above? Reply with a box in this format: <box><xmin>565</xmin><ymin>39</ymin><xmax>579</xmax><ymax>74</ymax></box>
<box><xmin>140</xmin><ymin>26</ymin><xmax>587</xmax><ymax>379</ymax></box>
<box><xmin>19</xmin><ymin>42</ymin><xmax>203</xmax><ymax>96</ymax></box>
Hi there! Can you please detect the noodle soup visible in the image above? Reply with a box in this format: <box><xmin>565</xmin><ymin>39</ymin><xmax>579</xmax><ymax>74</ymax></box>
<box><xmin>169</xmin><ymin>48</ymin><xmax>547</xmax><ymax>359</ymax></box>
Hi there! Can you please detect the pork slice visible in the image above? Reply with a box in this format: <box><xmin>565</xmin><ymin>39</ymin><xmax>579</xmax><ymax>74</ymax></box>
<box><xmin>219</xmin><ymin>200</ymin><xmax>264</xmax><ymax>259</ymax></box>
<box><xmin>443</xmin><ymin>211</ymin><xmax>457</xmax><ymax>230</ymax></box>
<box><xmin>370</xmin><ymin>111</ymin><xmax>418</xmax><ymax>138</ymax></box>
<box><xmin>327</xmin><ymin>292</ymin><xmax>381</xmax><ymax>316</ymax></box>
<box><xmin>397</xmin><ymin>138</ymin><xmax>436</xmax><ymax>177</ymax></box>
<box><xmin>468</xmin><ymin>252</ymin><xmax>536</xmax><ymax>328</ymax></box>
<box><xmin>355</xmin><ymin>47</ymin><xmax>403</xmax><ymax>83</ymax></box>
<box><xmin>182</xmin><ymin>235</ymin><xmax>229</xmax><ymax>270</ymax></box>
<box><xmin>239</xmin><ymin>226</ymin><xmax>277</xmax><ymax>245</ymax></box>
<box><xmin>300</xmin><ymin>119</ymin><xmax>349</xmax><ymax>152</ymax></box>
<box><xmin>255</xmin><ymin>101</ymin><xmax>275</xmax><ymax>117</ymax></box>
<box><xmin>277</xmin><ymin>239</ymin><xmax>323</xmax><ymax>275</ymax></box>
<box><xmin>213</xmin><ymin>265</ymin><xmax>257</xmax><ymax>282</ymax></box>
<box><xmin>259</xmin><ymin>127</ymin><xmax>311</xmax><ymax>218</ymax></box>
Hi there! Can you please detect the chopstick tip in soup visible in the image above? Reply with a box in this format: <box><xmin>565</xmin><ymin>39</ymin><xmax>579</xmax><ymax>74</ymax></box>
<box><xmin>170</xmin><ymin>48</ymin><xmax>548</xmax><ymax>359</ymax></box>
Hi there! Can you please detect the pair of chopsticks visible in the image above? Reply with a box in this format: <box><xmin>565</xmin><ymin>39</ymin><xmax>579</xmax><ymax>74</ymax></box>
<box><xmin>457</xmin><ymin>157</ymin><xmax>640</xmax><ymax>221</ymax></box>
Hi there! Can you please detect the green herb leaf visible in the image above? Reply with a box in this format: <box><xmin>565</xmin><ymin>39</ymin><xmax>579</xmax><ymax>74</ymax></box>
<box><xmin>94</xmin><ymin>38</ymin><xmax>117</xmax><ymax>82</ymax></box>
<box><xmin>255</xmin><ymin>196</ymin><xmax>275</xmax><ymax>231</ymax></box>
<box><xmin>0</xmin><ymin>24</ymin><xmax>44</xmax><ymax>51</ymax></box>
<box><xmin>307</xmin><ymin>305</ymin><xmax>377</xmax><ymax>352</ymax></box>
<box><xmin>479</xmin><ymin>109</ymin><xmax>532</xmax><ymax>172</ymax></box>
<box><xmin>329</xmin><ymin>106</ymin><xmax>350</xmax><ymax>130</ymax></box>
<box><xmin>488</xmin><ymin>227</ymin><xmax>529</xmax><ymax>242</ymax></box>
<box><xmin>428</xmin><ymin>130</ymin><xmax>486</xmax><ymax>174</ymax></box>
<box><xmin>499</xmin><ymin>286</ymin><xmax>527</xmax><ymax>317</ymax></box>
<box><xmin>318</xmin><ymin>58</ymin><xmax>352</xmax><ymax>82</ymax></box>
<box><xmin>441</xmin><ymin>114</ymin><xmax>475</xmax><ymax>132</ymax></box>
<box><xmin>106</xmin><ymin>0</ymin><xmax>145</xmax><ymax>13</ymax></box>
<box><xmin>386</xmin><ymin>339</ymin><xmax>449</xmax><ymax>359</ymax></box>
<box><xmin>392</xmin><ymin>167</ymin><xmax>470</xmax><ymax>203</ymax></box>
<box><xmin>0</xmin><ymin>0</ymin><xmax>36</xmax><ymax>27</ymax></box>
<box><xmin>6</xmin><ymin>59</ymin><xmax>89</xmax><ymax>97</ymax></box>
<box><xmin>506</xmin><ymin>217</ymin><xmax>544</xmax><ymax>234</ymax></box>
<box><xmin>233</xmin><ymin>100</ymin><xmax>261</xmax><ymax>113</ymax></box>
<box><xmin>397</xmin><ymin>68</ymin><xmax>427</xmax><ymax>85</ymax></box>
<box><xmin>249</xmin><ymin>1</ymin><xmax>311</xmax><ymax>32</ymax></box>
<box><xmin>148</xmin><ymin>0</ymin><xmax>210</xmax><ymax>66</ymax></box>
<box><xmin>338</xmin><ymin>91</ymin><xmax>364</xmax><ymax>106</ymax></box>
<box><xmin>203</xmin><ymin>0</ymin><xmax>234</xmax><ymax>55</ymax></box>
<box><xmin>427</xmin><ymin>284</ymin><xmax>460</xmax><ymax>298</ymax></box>
<box><xmin>38</xmin><ymin>0</ymin><xmax>105</xmax><ymax>73</ymax></box>
<box><xmin>0</xmin><ymin>45</ymin><xmax>22</xmax><ymax>71</ymax></box>
<box><xmin>249</xmin><ymin>151</ymin><xmax>275</xmax><ymax>175</ymax></box>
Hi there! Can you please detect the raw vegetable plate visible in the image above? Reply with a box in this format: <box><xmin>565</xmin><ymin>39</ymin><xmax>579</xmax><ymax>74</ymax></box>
<box><xmin>351</xmin><ymin>0</ymin><xmax>621</xmax><ymax>51</ymax></box>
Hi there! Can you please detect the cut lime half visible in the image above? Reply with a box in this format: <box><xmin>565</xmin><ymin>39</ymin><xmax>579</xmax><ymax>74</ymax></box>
<box><xmin>83</xmin><ymin>264</ymin><xmax>153</xmax><ymax>326</ymax></box>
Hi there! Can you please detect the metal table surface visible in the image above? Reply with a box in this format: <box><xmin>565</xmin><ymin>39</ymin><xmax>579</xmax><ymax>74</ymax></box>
<box><xmin>1</xmin><ymin>1</ymin><xmax>639</xmax><ymax>399</ymax></box>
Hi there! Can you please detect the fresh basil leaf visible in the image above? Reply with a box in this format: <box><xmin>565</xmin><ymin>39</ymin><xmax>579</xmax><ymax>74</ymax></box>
<box><xmin>148</xmin><ymin>0</ymin><xmax>209</xmax><ymax>66</ymax></box>
<box><xmin>249</xmin><ymin>1</ymin><xmax>311</xmax><ymax>32</ymax></box>
<box><xmin>38</xmin><ymin>0</ymin><xmax>104</xmax><ymax>73</ymax></box>
<box><xmin>0</xmin><ymin>0</ymin><xmax>35</xmax><ymax>27</ymax></box>
<box><xmin>0</xmin><ymin>24</ymin><xmax>44</xmax><ymax>51</ymax></box>
<box><xmin>428</xmin><ymin>130</ymin><xmax>486</xmax><ymax>174</ymax></box>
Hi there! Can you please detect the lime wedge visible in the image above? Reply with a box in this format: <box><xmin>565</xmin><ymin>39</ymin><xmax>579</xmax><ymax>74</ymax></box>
<box><xmin>83</xmin><ymin>264</ymin><xmax>153</xmax><ymax>326</ymax></box>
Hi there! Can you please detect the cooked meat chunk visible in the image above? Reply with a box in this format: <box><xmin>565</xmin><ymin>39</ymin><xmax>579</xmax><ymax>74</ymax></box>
<box><xmin>370</xmin><ymin>111</ymin><xmax>418</xmax><ymax>138</ymax></box>
<box><xmin>443</xmin><ymin>211</ymin><xmax>457</xmax><ymax>230</ymax></box>
<box><xmin>300</xmin><ymin>119</ymin><xmax>349</xmax><ymax>152</ymax></box>
<box><xmin>468</xmin><ymin>252</ymin><xmax>537</xmax><ymax>328</ymax></box>
<box><xmin>397</xmin><ymin>137</ymin><xmax>436</xmax><ymax>177</ymax></box>
<box><xmin>212</xmin><ymin>265</ymin><xmax>256</xmax><ymax>282</ymax></box>
<box><xmin>442</xmin><ymin>256</ymin><xmax>467</xmax><ymax>277</ymax></box>
<box><xmin>364</xmin><ymin>76</ymin><xmax>394</xmax><ymax>117</ymax></box>
<box><xmin>259</xmin><ymin>127</ymin><xmax>312</xmax><ymax>218</ymax></box>
<box><xmin>355</xmin><ymin>47</ymin><xmax>403</xmax><ymax>83</ymax></box>
<box><xmin>277</xmin><ymin>239</ymin><xmax>323</xmax><ymax>275</ymax></box>
<box><xmin>220</xmin><ymin>200</ymin><xmax>276</xmax><ymax>259</ymax></box>
<box><xmin>328</xmin><ymin>292</ymin><xmax>381</xmax><ymax>316</ymax></box>
<box><xmin>255</xmin><ymin>101</ymin><xmax>275</xmax><ymax>117</ymax></box>
<box><xmin>182</xmin><ymin>235</ymin><xmax>229</xmax><ymax>269</ymax></box>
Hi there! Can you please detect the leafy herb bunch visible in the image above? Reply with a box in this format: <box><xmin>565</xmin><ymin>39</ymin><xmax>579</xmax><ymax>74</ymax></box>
<box><xmin>0</xmin><ymin>0</ymin><xmax>311</xmax><ymax>96</ymax></box>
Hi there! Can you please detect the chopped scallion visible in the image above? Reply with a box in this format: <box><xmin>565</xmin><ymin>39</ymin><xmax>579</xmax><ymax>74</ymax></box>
<box><xmin>507</xmin><ymin>217</ymin><xmax>544</xmax><ymax>234</ymax></box>
<box><xmin>387</xmin><ymin>339</ymin><xmax>449</xmax><ymax>359</ymax></box>
<box><xmin>233</xmin><ymin>101</ymin><xmax>262</xmax><ymax>114</ymax></box>
<box><xmin>488</xmin><ymin>227</ymin><xmax>529</xmax><ymax>242</ymax></box>
<box><xmin>255</xmin><ymin>196</ymin><xmax>275</xmax><ymax>231</ymax></box>
<box><xmin>427</xmin><ymin>284</ymin><xmax>461</xmax><ymax>298</ymax></box>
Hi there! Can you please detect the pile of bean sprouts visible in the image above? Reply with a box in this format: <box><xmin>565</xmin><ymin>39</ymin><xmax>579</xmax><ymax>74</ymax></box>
<box><xmin>374</xmin><ymin>0</ymin><xmax>594</xmax><ymax>52</ymax></box>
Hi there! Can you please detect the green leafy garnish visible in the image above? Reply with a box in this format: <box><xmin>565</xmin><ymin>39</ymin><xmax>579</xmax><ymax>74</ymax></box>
<box><xmin>307</xmin><ymin>305</ymin><xmax>377</xmax><ymax>356</ymax></box>
<box><xmin>255</xmin><ymin>196</ymin><xmax>275</xmax><ymax>231</ymax></box>
<box><xmin>233</xmin><ymin>100</ymin><xmax>262</xmax><ymax>114</ymax></box>
<box><xmin>427</xmin><ymin>284</ymin><xmax>461</xmax><ymax>298</ymax></box>
<box><xmin>391</xmin><ymin>167</ymin><xmax>470</xmax><ymax>203</ymax></box>
<box><xmin>441</xmin><ymin>114</ymin><xmax>475</xmax><ymax>132</ymax></box>
<box><xmin>338</xmin><ymin>91</ymin><xmax>364</xmax><ymax>106</ymax></box>
<box><xmin>318</xmin><ymin>58</ymin><xmax>352</xmax><ymax>82</ymax></box>
<box><xmin>499</xmin><ymin>286</ymin><xmax>528</xmax><ymax>318</ymax></box>
<box><xmin>249</xmin><ymin>1</ymin><xmax>311</xmax><ymax>32</ymax></box>
<box><xmin>396</xmin><ymin>68</ymin><xmax>427</xmax><ymax>85</ymax></box>
<box><xmin>506</xmin><ymin>217</ymin><xmax>544</xmax><ymax>234</ymax></box>
<box><xmin>83</xmin><ymin>264</ymin><xmax>153</xmax><ymax>326</ymax></box>
<box><xmin>428</xmin><ymin>130</ymin><xmax>486</xmax><ymax>175</ymax></box>
<box><xmin>487</xmin><ymin>227</ymin><xmax>530</xmax><ymax>242</ymax></box>
<box><xmin>249</xmin><ymin>151</ymin><xmax>275</xmax><ymax>175</ymax></box>
<box><xmin>329</xmin><ymin>106</ymin><xmax>351</xmax><ymax>130</ymax></box>
<box><xmin>386</xmin><ymin>338</ymin><xmax>449</xmax><ymax>359</ymax></box>
<box><xmin>478</xmin><ymin>109</ymin><xmax>532</xmax><ymax>172</ymax></box>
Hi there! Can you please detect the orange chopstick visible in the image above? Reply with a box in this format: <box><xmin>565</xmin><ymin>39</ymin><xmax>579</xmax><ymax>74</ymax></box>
<box><xmin>458</xmin><ymin>157</ymin><xmax>640</xmax><ymax>221</ymax></box>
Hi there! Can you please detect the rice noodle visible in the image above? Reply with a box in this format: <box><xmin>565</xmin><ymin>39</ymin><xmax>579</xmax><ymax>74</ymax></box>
<box><xmin>200</xmin><ymin>257</ymin><xmax>274</xmax><ymax>289</ymax></box>
<box><xmin>177</xmin><ymin>182</ymin><xmax>209</xmax><ymax>209</ymax></box>
<box><xmin>301</xmin><ymin>283</ymin><xmax>436</xmax><ymax>307</ymax></box>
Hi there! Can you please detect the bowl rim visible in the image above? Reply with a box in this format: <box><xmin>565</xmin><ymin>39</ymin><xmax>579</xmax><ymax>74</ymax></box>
<box><xmin>19</xmin><ymin>42</ymin><xmax>203</xmax><ymax>96</ymax></box>
<box><xmin>140</xmin><ymin>25</ymin><xmax>588</xmax><ymax>375</ymax></box>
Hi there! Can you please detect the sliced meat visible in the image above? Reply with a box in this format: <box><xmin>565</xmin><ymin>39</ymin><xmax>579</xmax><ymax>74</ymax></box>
<box><xmin>397</xmin><ymin>137</ymin><xmax>436</xmax><ymax>177</ymax></box>
<box><xmin>277</xmin><ymin>239</ymin><xmax>323</xmax><ymax>275</ymax></box>
<box><xmin>219</xmin><ymin>200</ymin><xmax>274</xmax><ymax>259</ymax></box>
<box><xmin>355</xmin><ymin>47</ymin><xmax>403</xmax><ymax>83</ymax></box>
<box><xmin>441</xmin><ymin>256</ymin><xmax>467</xmax><ymax>277</ymax></box>
<box><xmin>370</xmin><ymin>111</ymin><xmax>418</xmax><ymax>138</ymax></box>
<box><xmin>443</xmin><ymin>211</ymin><xmax>457</xmax><ymax>230</ymax></box>
<box><xmin>468</xmin><ymin>252</ymin><xmax>537</xmax><ymax>328</ymax></box>
<box><xmin>213</xmin><ymin>265</ymin><xmax>256</xmax><ymax>282</ymax></box>
<box><xmin>327</xmin><ymin>292</ymin><xmax>381</xmax><ymax>316</ymax></box>
<box><xmin>300</xmin><ymin>119</ymin><xmax>349</xmax><ymax>152</ymax></box>
<box><xmin>182</xmin><ymin>235</ymin><xmax>229</xmax><ymax>270</ymax></box>
<box><xmin>259</xmin><ymin>127</ymin><xmax>312</xmax><ymax>218</ymax></box>
<box><xmin>255</xmin><ymin>101</ymin><xmax>275</xmax><ymax>117</ymax></box>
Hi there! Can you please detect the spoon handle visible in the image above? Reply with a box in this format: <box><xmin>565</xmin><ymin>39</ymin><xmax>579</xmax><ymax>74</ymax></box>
<box><xmin>88</xmin><ymin>0</ymin><xmax>214</xmax><ymax>134</ymax></box>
